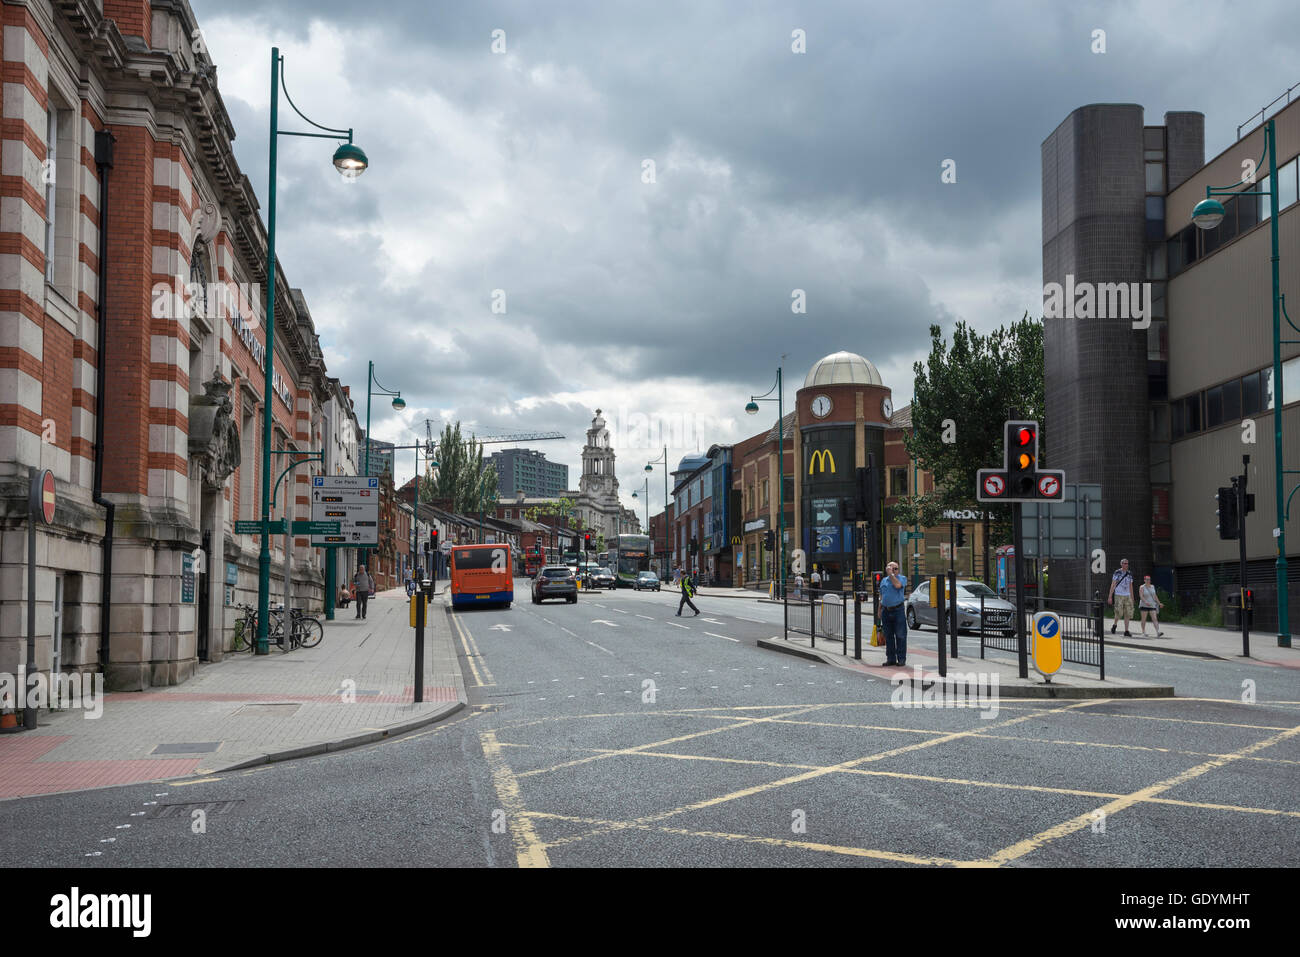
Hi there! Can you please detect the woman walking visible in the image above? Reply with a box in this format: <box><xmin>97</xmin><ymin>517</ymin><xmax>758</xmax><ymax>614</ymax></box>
<box><xmin>1138</xmin><ymin>574</ymin><xmax>1165</xmax><ymax>637</ymax></box>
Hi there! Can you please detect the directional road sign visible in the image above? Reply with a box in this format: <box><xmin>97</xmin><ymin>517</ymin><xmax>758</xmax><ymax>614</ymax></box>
<box><xmin>311</xmin><ymin>475</ymin><xmax>380</xmax><ymax>545</ymax></box>
<box><xmin>235</xmin><ymin>519</ymin><xmax>285</xmax><ymax>536</ymax></box>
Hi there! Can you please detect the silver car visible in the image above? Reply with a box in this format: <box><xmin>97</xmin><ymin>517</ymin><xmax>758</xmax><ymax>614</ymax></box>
<box><xmin>905</xmin><ymin>579</ymin><xmax>1016</xmax><ymax>634</ymax></box>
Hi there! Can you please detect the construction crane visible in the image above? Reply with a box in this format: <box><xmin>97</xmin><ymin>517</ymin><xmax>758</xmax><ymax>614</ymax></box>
<box><xmin>474</xmin><ymin>431</ymin><xmax>564</xmax><ymax>444</ymax></box>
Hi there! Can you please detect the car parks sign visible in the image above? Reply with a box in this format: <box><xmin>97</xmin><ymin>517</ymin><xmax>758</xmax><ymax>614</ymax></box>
<box><xmin>311</xmin><ymin>476</ymin><xmax>379</xmax><ymax>545</ymax></box>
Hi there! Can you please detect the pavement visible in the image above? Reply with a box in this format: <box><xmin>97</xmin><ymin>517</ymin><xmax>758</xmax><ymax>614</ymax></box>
<box><xmin>668</xmin><ymin>582</ymin><xmax>1300</xmax><ymax>667</ymax></box>
<box><xmin>0</xmin><ymin>587</ymin><xmax>465</xmax><ymax>800</ymax></box>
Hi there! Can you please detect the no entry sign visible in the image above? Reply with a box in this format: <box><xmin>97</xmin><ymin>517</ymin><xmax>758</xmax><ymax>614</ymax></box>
<box><xmin>31</xmin><ymin>469</ymin><xmax>55</xmax><ymax>523</ymax></box>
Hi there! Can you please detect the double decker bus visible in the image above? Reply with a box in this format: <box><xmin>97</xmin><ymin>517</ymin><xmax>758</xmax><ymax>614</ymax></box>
<box><xmin>449</xmin><ymin>543</ymin><xmax>514</xmax><ymax>608</ymax></box>
<box><xmin>608</xmin><ymin>533</ymin><xmax>652</xmax><ymax>587</ymax></box>
<box><xmin>523</xmin><ymin>543</ymin><xmax>546</xmax><ymax>578</ymax></box>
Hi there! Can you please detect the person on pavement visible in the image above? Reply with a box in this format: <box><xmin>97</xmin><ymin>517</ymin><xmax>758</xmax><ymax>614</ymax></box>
<box><xmin>810</xmin><ymin>566</ymin><xmax>822</xmax><ymax>591</ymax></box>
<box><xmin>1138</xmin><ymin>574</ymin><xmax>1165</xmax><ymax>637</ymax></box>
<box><xmin>353</xmin><ymin>565</ymin><xmax>373</xmax><ymax>620</ymax></box>
<box><xmin>1108</xmin><ymin>558</ymin><xmax>1135</xmax><ymax>637</ymax></box>
<box><xmin>676</xmin><ymin>566</ymin><xmax>700</xmax><ymax>616</ymax></box>
<box><xmin>879</xmin><ymin>561</ymin><xmax>908</xmax><ymax>667</ymax></box>
<box><xmin>337</xmin><ymin>583</ymin><xmax>351</xmax><ymax>608</ymax></box>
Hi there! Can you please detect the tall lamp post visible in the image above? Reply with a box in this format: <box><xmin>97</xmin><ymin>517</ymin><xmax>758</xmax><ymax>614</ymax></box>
<box><xmin>257</xmin><ymin>47</ymin><xmax>368</xmax><ymax>654</ymax></box>
<box><xmin>746</xmin><ymin>367</ymin><xmax>786</xmax><ymax>597</ymax></box>
<box><xmin>646</xmin><ymin>447</ymin><xmax>670</xmax><ymax>574</ymax></box>
<box><xmin>1191</xmin><ymin>117</ymin><xmax>1296</xmax><ymax>647</ymax></box>
<box><xmin>361</xmin><ymin>360</ymin><xmax>405</xmax><ymax>577</ymax></box>
<box><xmin>631</xmin><ymin>477</ymin><xmax>650</xmax><ymax>531</ymax></box>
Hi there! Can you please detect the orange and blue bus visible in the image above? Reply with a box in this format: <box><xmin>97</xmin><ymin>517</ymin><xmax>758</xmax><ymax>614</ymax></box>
<box><xmin>450</xmin><ymin>543</ymin><xmax>514</xmax><ymax>608</ymax></box>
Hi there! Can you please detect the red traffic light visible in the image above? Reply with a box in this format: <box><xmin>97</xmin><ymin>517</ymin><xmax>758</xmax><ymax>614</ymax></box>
<box><xmin>1017</xmin><ymin>427</ymin><xmax>1034</xmax><ymax>446</ymax></box>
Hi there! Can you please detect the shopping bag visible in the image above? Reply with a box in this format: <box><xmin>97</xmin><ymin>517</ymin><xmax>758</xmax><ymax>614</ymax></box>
<box><xmin>870</xmin><ymin>623</ymin><xmax>883</xmax><ymax>647</ymax></box>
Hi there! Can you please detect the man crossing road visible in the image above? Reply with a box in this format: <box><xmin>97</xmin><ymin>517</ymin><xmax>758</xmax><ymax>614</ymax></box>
<box><xmin>676</xmin><ymin>566</ymin><xmax>700</xmax><ymax>616</ymax></box>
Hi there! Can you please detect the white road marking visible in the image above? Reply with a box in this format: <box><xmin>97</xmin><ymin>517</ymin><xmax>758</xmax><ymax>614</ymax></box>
<box><xmin>612</xmin><ymin>608</ymin><xmax>628</xmax><ymax>614</ymax></box>
<box><xmin>705</xmin><ymin>632</ymin><xmax>740</xmax><ymax>642</ymax></box>
<box><xmin>591</xmin><ymin>619</ymin><xmax>619</xmax><ymax>626</ymax></box>
<box><xmin>668</xmin><ymin>622</ymin><xmax>689</xmax><ymax>629</ymax></box>
<box><xmin>636</xmin><ymin>614</ymin><xmax>655</xmax><ymax>620</ymax></box>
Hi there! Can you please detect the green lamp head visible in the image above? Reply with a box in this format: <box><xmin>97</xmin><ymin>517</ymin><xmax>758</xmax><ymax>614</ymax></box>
<box><xmin>1191</xmin><ymin>198</ymin><xmax>1226</xmax><ymax>230</ymax></box>
<box><xmin>390</xmin><ymin>395</ymin><xmax>406</xmax><ymax>411</ymax></box>
<box><xmin>745</xmin><ymin>401</ymin><xmax>759</xmax><ymax>415</ymax></box>
<box><xmin>333</xmin><ymin>142</ymin><xmax>369</xmax><ymax>177</ymax></box>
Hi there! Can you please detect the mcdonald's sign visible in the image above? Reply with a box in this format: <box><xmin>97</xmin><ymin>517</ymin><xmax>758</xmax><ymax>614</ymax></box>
<box><xmin>808</xmin><ymin>448</ymin><xmax>837</xmax><ymax>474</ymax></box>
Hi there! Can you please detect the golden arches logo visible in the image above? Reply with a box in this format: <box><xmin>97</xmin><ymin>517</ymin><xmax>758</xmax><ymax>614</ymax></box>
<box><xmin>808</xmin><ymin>449</ymin><xmax>836</xmax><ymax>474</ymax></box>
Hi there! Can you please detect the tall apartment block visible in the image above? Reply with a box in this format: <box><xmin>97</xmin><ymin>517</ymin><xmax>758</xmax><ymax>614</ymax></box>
<box><xmin>490</xmin><ymin>448</ymin><xmax>568</xmax><ymax>498</ymax></box>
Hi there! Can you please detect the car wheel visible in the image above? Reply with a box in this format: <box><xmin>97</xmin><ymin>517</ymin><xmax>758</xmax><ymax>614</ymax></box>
<box><xmin>906</xmin><ymin>607</ymin><xmax>919</xmax><ymax>630</ymax></box>
<box><xmin>568</xmin><ymin>596</ymin><xmax>577</xmax><ymax>604</ymax></box>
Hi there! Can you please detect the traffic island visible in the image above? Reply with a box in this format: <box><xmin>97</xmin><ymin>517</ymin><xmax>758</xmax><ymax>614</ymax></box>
<box><xmin>756</xmin><ymin>636</ymin><xmax>1175</xmax><ymax>699</ymax></box>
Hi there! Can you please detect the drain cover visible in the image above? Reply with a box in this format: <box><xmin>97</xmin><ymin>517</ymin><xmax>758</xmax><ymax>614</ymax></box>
<box><xmin>232</xmin><ymin>703</ymin><xmax>302</xmax><ymax>717</ymax></box>
<box><xmin>152</xmin><ymin>742</ymin><xmax>221</xmax><ymax>754</ymax></box>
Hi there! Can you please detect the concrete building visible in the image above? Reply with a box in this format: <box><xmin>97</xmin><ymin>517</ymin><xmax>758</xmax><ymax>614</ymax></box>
<box><xmin>1043</xmin><ymin>98</ymin><xmax>1300</xmax><ymax>628</ymax></box>
<box><xmin>489</xmin><ymin>448</ymin><xmax>567</xmax><ymax>498</ymax></box>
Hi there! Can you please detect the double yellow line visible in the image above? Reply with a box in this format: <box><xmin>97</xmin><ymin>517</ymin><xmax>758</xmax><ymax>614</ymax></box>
<box><xmin>449</xmin><ymin>610</ymin><xmax>496</xmax><ymax>687</ymax></box>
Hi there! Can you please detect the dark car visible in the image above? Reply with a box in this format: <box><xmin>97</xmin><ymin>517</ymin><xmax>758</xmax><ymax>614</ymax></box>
<box><xmin>532</xmin><ymin>565</ymin><xmax>578</xmax><ymax>604</ymax></box>
<box><xmin>589</xmin><ymin>567</ymin><xmax>617</xmax><ymax>589</ymax></box>
<box><xmin>634</xmin><ymin>571</ymin><xmax>661</xmax><ymax>592</ymax></box>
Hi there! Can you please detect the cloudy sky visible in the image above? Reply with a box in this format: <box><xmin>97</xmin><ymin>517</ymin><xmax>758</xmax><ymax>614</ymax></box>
<box><xmin>190</xmin><ymin>0</ymin><xmax>1300</xmax><ymax>518</ymax></box>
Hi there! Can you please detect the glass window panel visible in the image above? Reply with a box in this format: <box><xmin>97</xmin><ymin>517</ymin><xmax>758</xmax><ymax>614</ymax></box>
<box><xmin>1184</xmin><ymin>394</ymin><xmax>1202</xmax><ymax>433</ymax></box>
<box><xmin>1146</xmin><ymin>196</ymin><xmax>1165</xmax><ymax>220</ymax></box>
<box><xmin>1279</xmin><ymin>158</ymin><xmax>1298</xmax><ymax>211</ymax></box>
<box><xmin>1260</xmin><ymin>173</ymin><xmax>1272</xmax><ymax>220</ymax></box>
<box><xmin>1285</xmin><ymin>355</ymin><xmax>1300</xmax><ymax>406</ymax></box>
<box><xmin>1205</xmin><ymin>385</ymin><xmax>1224</xmax><ymax>427</ymax></box>
<box><xmin>1238</xmin><ymin>184</ymin><xmax>1261</xmax><ymax>233</ymax></box>
<box><xmin>1202</xmin><ymin>219</ymin><xmax>1222</xmax><ymax>255</ymax></box>
<box><xmin>1144</xmin><ymin>150</ymin><xmax>1165</xmax><ymax>161</ymax></box>
<box><xmin>1242</xmin><ymin>371</ymin><xmax>1262</xmax><ymax>415</ymax></box>
<box><xmin>1264</xmin><ymin>367</ymin><xmax>1274</xmax><ymax>410</ymax></box>
<box><xmin>1145</xmin><ymin>162</ymin><xmax>1165</xmax><ymax>192</ymax></box>
<box><xmin>1222</xmin><ymin>378</ymin><xmax>1241</xmax><ymax>422</ymax></box>
<box><xmin>1150</xmin><ymin>404</ymin><xmax>1170</xmax><ymax>442</ymax></box>
<box><xmin>1171</xmin><ymin>400</ymin><xmax>1185</xmax><ymax>440</ymax></box>
<box><xmin>1145</xmin><ymin>245</ymin><xmax>1167</xmax><ymax>280</ymax></box>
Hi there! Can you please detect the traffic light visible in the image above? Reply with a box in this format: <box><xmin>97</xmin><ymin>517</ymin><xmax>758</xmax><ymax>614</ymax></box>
<box><xmin>430</xmin><ymin>528</ymin><xmax>439</xmax><ymax>551</ymax></box>
<box><xmin>1216</xmin><ymin>487</ymin><xmax>1239</xmax><ymax>540</ymax></box>
<box><xmin>584</xmin><ymin>533</ymin><xmax>593</xmax><ymax>550</ymax></box>
<box><xmin>1008</xmin><ymin>422</ymin><xmax>1037</xmax><ymax>496</ymax></box>
<box><xmin>764</xmin><ymin>530</ymin><xmax>774</xmax><ymax>550</ymax></box>
<box><xmin>955</xmin><ymin>524</ymin><xmax>967</xmax><ymax>548</ymax></box>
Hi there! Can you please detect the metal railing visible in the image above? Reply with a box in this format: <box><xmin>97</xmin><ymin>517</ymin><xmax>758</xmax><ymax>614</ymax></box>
<box><xmin>784</xmin><ymin>587</ymin><xmax>849</xmax><ymax>655</ymax></box>
<box><xmin>979</xmin><ymin>591</ymin><xmax>1105</xmax><ymax>680</ymax></box>
<box><xmin>1239</xmin><ymin>82</ymin><xmax>1300</xmax><ymax>139</ymax></box>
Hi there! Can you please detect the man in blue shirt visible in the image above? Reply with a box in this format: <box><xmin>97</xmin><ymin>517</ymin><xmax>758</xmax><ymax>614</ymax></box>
<box><xmin>878</xmin><ymin>561</ymin><xmax>909</xmax><ymax>667</ymax></box>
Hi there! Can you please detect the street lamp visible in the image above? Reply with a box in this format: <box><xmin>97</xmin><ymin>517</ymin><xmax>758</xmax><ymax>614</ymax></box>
<box><xmin>747</xmin><ymin>367</ymin><xmax>786</xmax><ymax>596</ymax></box>
<box><xmin>631</xmin><ymin>477</ymin><xmax>650</xmax><ymax>531</ymax></box>
<box><xmin>1191</xmin><ymin>117</ymin><xmax>1296</xmax><ymax>647</ymax></box>
<box><xmin>257</xmin><ymin>47</ymin><xmax>369</xmax><ymax>654</ymax></box>
<box><xmin>646</xmin><ymin>446</ymin><xmax>670</xmax><ymax>574</ymax></box>
<box><xmin>361</xmin><ymin>360</ymin><xmax>404</xmax><ymax>574</ymax></box>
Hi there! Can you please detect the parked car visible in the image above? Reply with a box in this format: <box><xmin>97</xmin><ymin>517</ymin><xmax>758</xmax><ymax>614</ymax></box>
<box><xmin>589</xmin><ymin>567</ymin><xmax>617</xmax><ymax>589</ymax></box>
<box><xmin>905</xmin><ymin>579</ymin><xmax>1015</xmax><ymax>634</ymax></box>
<box><xmin>634</xmin><ymin>571</ymin><xmax>661</xmax><ymax>592</ymax></box>
<box><xmin>532</xmin><ymin>565</ymin><xmax>578</xmax><ymax>604</ymax></box>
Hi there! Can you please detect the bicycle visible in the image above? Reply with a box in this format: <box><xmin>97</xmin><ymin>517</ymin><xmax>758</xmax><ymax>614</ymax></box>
<box><xmin>290</xmin><ymin>608</ymin><xmax>323</xmax><ymax>649</ymax></box>
<box><xmin>232</xmin><ymin>603</ymin><xmax>288</xmax><ymax>651</ymax></box>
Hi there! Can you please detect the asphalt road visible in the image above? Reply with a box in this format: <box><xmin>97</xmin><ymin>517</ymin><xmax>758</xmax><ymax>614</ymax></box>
<box><xmin>3</xmin><ymin>583</ymin><xmax>1298</xmax><ymax>867</ymax></box>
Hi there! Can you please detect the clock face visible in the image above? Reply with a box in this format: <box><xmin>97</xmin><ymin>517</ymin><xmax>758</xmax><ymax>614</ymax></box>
<box><xmin>881</xmin><ymin>396</ymin><xmax>893</xmax><ymax>419</ymax></box>
<box><xmin>811</xmin><ymin>395</ymin><xmax>832</xmax><ymax>418</ymax></box>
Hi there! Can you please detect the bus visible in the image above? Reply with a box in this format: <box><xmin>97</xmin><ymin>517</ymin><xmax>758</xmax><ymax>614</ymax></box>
<box><xmin>608</xmin><ymin>533</ymin><xmax>651</xmax><ymax>587</ymax></box>
<box><xmin>523</xmin><ymin>543</ymin><xmax>545</xmax><ymax>578</ymax></box>
<box><xmin>449</xmin><ymin>543</ymin><xmax>514</xmax><ymax>608</ymax></box>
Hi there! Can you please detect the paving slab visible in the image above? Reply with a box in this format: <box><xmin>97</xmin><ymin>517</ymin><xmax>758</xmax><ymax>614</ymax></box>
<box><xmin>0</xmin><ymin>588</ymin><xmax>465</xmax><ymax>799</ymax></box>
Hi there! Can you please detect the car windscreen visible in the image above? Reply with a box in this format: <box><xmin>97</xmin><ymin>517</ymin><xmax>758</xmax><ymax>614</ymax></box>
<box><xmin>638</xmin><ymin>573</ymin><xmax>657</xmax><ymax>580</ymax></box>
<box><xmin>959</xmin><ymin>582</ymin><xmax>997</xmax><ymax>598</ymax></box>
<box><xmin>453</xmin><ymin>547</ymin><xmax>508</xmax><ymax>570</ymax></box>
<box><xmin>541</xmin><ymin>568</ymin><xmax>571</xmax><ymax>579</ymax></box>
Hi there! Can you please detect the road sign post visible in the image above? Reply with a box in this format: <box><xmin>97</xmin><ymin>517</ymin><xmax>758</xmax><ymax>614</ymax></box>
<box><xmin>1031</xmin><ymin>611</ymin><xmax>1064</xmax><ymax>682</ymax></box>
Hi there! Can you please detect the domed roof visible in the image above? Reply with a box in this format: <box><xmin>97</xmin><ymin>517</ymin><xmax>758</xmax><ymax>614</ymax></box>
<box><xmin>676</xmin><ymin>453</ymin><xmax>709</xmax><ymax>474</ymax></box>
<box><xmin>803</xmin><ymin>351</ymin><xmax>883</xmax><ymax>389</ymax></box>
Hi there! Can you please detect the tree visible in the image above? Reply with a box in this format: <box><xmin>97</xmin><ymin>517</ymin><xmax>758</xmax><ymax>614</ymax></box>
<box><xmin>895</xmin><ymin>314</ymin><xmax>1044</xmax><ymax>582</ymax></box>
<box><xmin>419</xmin><ymin>422</ymin><xmax>498</xmax><ymax>516</ymax></box>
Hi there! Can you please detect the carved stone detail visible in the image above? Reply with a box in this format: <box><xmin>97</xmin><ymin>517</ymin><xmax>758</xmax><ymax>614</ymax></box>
<box><xmin>188</xmin><ymin>377</ymin><xmax>241</xmax><ymax>491</ymax></box>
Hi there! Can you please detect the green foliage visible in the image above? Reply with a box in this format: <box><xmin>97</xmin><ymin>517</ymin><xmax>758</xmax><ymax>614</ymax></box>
<box><xmin>902</xmin><ymin>314</ymin><xmax>1044</xmax><ymax>544</ymax></box>
<box><xmin>419</xmin><ymin>422</ymin><xmax>498</xmax><ymax>515</ymax></box>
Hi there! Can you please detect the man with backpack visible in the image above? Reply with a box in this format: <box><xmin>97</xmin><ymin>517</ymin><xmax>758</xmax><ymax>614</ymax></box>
<box><xmin>676</xmin><ymin>565</ymin><xmax>700</xmax><ymax>616</ymax></box>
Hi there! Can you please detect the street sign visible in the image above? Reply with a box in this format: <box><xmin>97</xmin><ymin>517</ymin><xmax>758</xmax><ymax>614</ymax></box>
<box><xmin>291</xmin><ymin>520</ymin><xmax>341</xmax><ymax>535</ymax></box>
<box><xmin>181</xmin><ymin>553</ymin><xmax>195</xmax><ymax>604</ymax></box>
<box><xmin>234</xmin><ymin>519</ymin><xmax>284</xmax><ymax>535</ymax></box>
<box><xmin>1031</xmin><ymin>611</ymin><xmax>1063</xmax><ymax>680</ymax></box>
<box><xmin>31</xmin><ymin>469</ymin><xmax>56</xmax><ymax>524</ymax></box>
<box><xmin>979</xmin><ymin>472</ymin><xmax>1006</xmax><ymax>499</ymax></box>
<box><xmin>311</xmin><ymin>475</ymin><xmax>380</xmax><ymax>546</ymax></box>
<box><xmin>1021</xmin><ymin>484</ymin><xmax>1103</xmax><ymax>558</ymax></box>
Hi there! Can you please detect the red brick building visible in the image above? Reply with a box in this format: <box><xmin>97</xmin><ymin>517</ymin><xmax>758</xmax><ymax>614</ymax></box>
<box><xmin>0</xmin><ymin>0</ymin><xmax>354</xmax><ymax>691</ymax></box>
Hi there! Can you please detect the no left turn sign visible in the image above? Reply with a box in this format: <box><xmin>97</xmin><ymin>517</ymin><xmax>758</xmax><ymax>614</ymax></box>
<box><xmin>982</xmin><ymin>474</ymin><xmax>1005</xmax><ymax>497</ymax></box>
